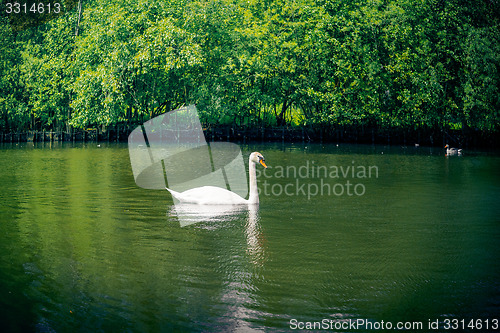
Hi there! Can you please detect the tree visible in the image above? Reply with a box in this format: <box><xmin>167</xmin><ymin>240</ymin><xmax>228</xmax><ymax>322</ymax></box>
<box><xmin>462</xmin><ymin>26</ymin><xmax>500</xmax><ymax>131</ymax></box>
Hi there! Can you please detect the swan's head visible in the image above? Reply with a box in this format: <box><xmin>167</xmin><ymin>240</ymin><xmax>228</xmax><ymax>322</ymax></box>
<box><xmin>250</xmin><ymin>152</ymin><xmax>267</xmax><ymax>168</ymax></box>
<box><xmin>444</xmin><ymin>144</ymin><xmax>449</xmax><ymax>148</ymax></box>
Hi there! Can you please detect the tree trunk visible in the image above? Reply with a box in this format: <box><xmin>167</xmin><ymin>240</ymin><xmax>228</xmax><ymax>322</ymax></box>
<box><xmin>276</xmin><ymin>99</ymin><xmax>289</xmax><ymax>126</ymax></box>
<box><xmin>75</xmin><ymin>0</ymin><xmax>83</xmax><ymax>36</ymax></box>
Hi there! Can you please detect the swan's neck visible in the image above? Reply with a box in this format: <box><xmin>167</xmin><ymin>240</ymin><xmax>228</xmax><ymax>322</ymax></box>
<box><xmin>248</xmin><ymin>160</ymin><xmax>259</xmax><ymax>204</ymax></box>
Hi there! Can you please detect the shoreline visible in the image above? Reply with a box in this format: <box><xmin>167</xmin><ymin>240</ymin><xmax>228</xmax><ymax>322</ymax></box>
<box><xmin>0</xmin><ymin>125</ymin><xmax>497</xmax><ymax>149</ymax></box>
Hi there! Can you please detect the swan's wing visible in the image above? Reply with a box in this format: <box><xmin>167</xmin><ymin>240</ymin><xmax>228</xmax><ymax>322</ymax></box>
<box><xmin>168</xmin><ymin>186</ymin><xmax>247</xmax><ymax>205</ymax></box>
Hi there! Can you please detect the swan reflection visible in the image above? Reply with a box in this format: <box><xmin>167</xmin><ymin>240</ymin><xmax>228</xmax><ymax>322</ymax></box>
<box><xmin>167</xmin><ymin>203</ymin><xmax>265</xmax><ymax>265</ymax></box>
<box><xmin>169</xmin><ymin>203</ymin><xmax>248</xmax><ymax>227</ymax></box>
<box><xmin>245</xmin><ymin>205</ymin><xmax>265</xmax><ymax>266</ymax></box>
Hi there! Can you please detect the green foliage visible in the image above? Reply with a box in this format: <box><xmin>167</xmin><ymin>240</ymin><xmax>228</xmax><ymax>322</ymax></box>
<box><xmin>0</xmin><ymin>0</ymin><xmax>498</xmax><ymax>136</ymax></box>
<box><xmin>462</xmin><ymin>26</ymin><xmax>500</xmax><ymax>131</ymax></box>
<box><xmin>0</xmin><ymin>17</ymin><xmax>28</xmax><ymax>130</ymax></box>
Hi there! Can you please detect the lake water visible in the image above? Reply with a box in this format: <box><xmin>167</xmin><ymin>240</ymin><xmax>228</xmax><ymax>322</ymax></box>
<box><xmin>0</xmin><ymin>142</ymin><xmax>499</xmax><ymax>332</ymax></box>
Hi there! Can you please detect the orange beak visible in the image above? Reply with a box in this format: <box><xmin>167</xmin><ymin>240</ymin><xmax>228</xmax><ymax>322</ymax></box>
<box><xmin>259</xmin><ymin>160</ymin><xmax>267</xmax><ymax>168</ymax></box>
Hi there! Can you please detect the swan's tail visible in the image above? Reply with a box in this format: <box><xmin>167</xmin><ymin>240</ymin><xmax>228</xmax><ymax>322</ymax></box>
<box><xmin>166</xmin><ymin>187</ymin><xmax>181</xmax><ymax>201</ymax></box>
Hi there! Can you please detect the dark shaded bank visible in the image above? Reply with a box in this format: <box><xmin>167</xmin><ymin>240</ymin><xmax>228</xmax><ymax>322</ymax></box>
<box><xmin>205</xmin><ymin>126</ymin><xmax>499</xmax><ymax>149</ymax></box>
<box><xmin>1</xmin><ymin>125</ymin><xmax>498</xmax><ymax>149</ymax></box>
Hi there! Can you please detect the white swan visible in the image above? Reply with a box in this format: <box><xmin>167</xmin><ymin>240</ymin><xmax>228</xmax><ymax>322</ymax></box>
<box><xmin>166</xmin><ymin>152</ymin><xmax>267</xmax><ymax>205</ymax></box>
<box><xmin>445</xmin><ymin>144</ymin><xmax>463</xmax><ymax>156</ymax></box>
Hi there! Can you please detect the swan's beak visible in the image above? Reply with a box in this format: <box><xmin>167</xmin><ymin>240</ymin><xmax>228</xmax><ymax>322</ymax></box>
<box><xmin>259</xmin><ymin>160</ymin><xmax>267</xmax><ymax>168</ymax></box>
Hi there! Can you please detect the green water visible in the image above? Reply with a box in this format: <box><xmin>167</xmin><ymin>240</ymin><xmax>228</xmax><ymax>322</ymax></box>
<box><xmin>0</xmin><ymin>142</ymin><xmax>499</xmax><ymax>332</ymax></box>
